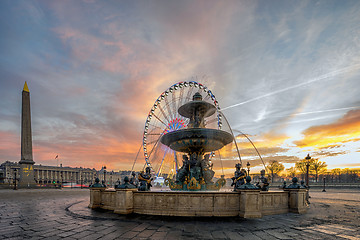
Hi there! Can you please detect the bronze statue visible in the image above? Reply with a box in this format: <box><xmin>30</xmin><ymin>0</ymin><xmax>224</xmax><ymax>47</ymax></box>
<box><xmin>130</xmin><ymin>171</ymin><xmax>139</xmax><ymax>187</ymax></box>
<box><xmin>138</xmin><ymin>167</ymin><xmax>153</xmax><ymax>191</ymax></box>
<box><xmin>256</xmin><ymin>169</ymin><xmax>269</xmax><ymax>191</ymax></box>
<box><xmin>116</xmin><ymin>176</ymin><xmax>137</xmax><ymax>189</ymax></box>
<box><xmin>201</xmin><ymin>154</ymin><xmax>215</xmax><ymax>184</ymax></box>
<box><xmin>115</xmin><ymin>178</ymin><xmax>121</xmax><ymax>187</ymax></box>
<box><xmin>90</xmin><ymin>178</ymin><xmax>105</xmax><ymax>188</ymax></box>
<box><xmin>236</xmin><ymin>176</ymin><xmax>258</xmax><ymax>190</ymax></box>
<box><xmin>286</xmin><ymin>177</ymin><xmax>304</xmax><ymax>189</ymax></box>
<box><xmin>231</xmin><ymin>163</ymin><xmax>246</xmax><ymax>190</ymax></box>
<box><xmin>189</xmin><ymin>154</ymin><xmax>201</xmax><ymax>181</ymax></box>
<box><xmin>176</xmin><ymin>155</ymin><xmax>189</xmax><ymax>183</ymax></box>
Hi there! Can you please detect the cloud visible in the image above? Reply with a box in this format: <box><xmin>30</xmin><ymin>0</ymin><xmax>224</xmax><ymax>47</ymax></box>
<box><xmin>319</xmin><ymin>144</ymin><xmax>342</xmax><ymax>150</ymax></box>
<box><xmin>314</xmin><ymin>150</ymin><xmax>348</xmax><ymax>158</ymax></box>
<box><xmin>0</xmin><ymin>131</ymin><xmax>19</xmax><ymax>160</ymax></box>
<box><xmin>294</xmin><ymin>109</ymin><xmax>360</xmax><ymax>149</ymax></box>
<box><xmin>331</xmin><ymin>163</ymin><xmax>360</xmax><ymax>168</ymax></box>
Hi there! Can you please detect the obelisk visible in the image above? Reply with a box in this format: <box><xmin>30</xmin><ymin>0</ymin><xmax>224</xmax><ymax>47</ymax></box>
<box><xmin>19</xmin><ymin>81</ymin><xmax>36</xmax><ymax>187</ymax></box>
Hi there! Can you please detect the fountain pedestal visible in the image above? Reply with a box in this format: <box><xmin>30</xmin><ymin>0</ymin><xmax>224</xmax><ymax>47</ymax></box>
<box><xmin>239</xmin><ymin>190</ymin><xmax>262</xmax><ymax>218</ymax></box>
<box><xmin>89</xmin><ymin>187</ymin><xmax>106</xmax><ymax>209</ymax></box>
<box><xmin>285</xmin><ymin>188</ymin><xmax>308</xmax><ymax>214</ymax></box>
<box><xmin>114</xmin><ymin>189</ymin><xmax>137</xmax><ymax>214</ymax></box>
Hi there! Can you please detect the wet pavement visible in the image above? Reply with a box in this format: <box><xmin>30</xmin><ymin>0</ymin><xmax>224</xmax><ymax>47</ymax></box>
<box><xmin>0</xmin><ymin>188</ymin><xmax>359</xmax><ymax>239</ymax></box>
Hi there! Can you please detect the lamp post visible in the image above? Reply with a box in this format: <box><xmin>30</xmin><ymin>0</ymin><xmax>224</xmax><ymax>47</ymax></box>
<box><xmin>13</xmin><ymin>168</ymin><xmax>18</xmax><ymax>190</ymax></box>
<box><xmin>322</xmin><ymin>177</ymin><xmax>326</xmax><ymax>192</ymax></box>
<box><xmin>110</xmin><ymin>172</ymin><xmax>113</xmax><ymax>188</ymax></box>
<box><xmin>80</xmin><ymin>172</ymin><xmax>83</xmax><ymax>189</ymax></box>
<box><xmin>305</xmin><ymin>154</ymin><xmax>311</xmax><ymax>186</ymax></box>
<box><xmin>246</xmin><ymin>162</ymin><xmax>250</xmax><ymax>176</ymax></box>
<box><xmin>60</xmin><ymin>171</ymin><xmax>63</xmax><ymax>189</ymax></box>
<box><xmin>103</xmin><ymin>166</ymin><xmax>107</xmax><ymax>184</ymax></box>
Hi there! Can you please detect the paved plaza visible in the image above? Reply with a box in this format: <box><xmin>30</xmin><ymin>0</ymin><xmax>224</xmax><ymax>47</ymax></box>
<box><xmin>0</xmin><ymin>188</ymin><xmax>359</xmax><ymax>240</ymax></box>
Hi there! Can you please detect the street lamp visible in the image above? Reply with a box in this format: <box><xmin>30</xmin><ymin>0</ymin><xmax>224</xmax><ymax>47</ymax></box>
<box><xmin>60</xmin><ymin>171</ymin><xmax>63</xmax><ymax>189</ymax></box>
<box><xmin>246</xmin><ymin>162</ymin><xmax>251</xmax><ymax>176</ymax></box>
<box><xmin>110</xmin><ymin>172</ymin><xmax>113</xmax><ymax>188</ymax></box>
<box><xmin>103</xmin><ymin>166</ymin><xmax>107</xmax><ymax>184</ymax></box>
<box><xmin>322</xmin><ymin>177</ymin><xmax>326</xmax><ymax>192</ymax></box>
<box><xmin>305</xmin><ymin>154</ymin><xmax>311</xmax><ymax>186</ymax></box>
<box><xmin>13</xmin><ymin>168</ymin><xmax>18</xmax><ymax>190</ymax></box>
<box><xmin>80</xmin><ymin>172</ymin><xmax>83</xmax><ymax>189</ymax></box>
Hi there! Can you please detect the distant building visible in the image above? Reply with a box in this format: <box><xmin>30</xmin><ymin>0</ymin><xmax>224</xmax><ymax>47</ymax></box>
<box><xmin>0</xmin><ymin>161</ymin><xmax>138</xmax><ymax>188</ymax></box>
<box><xmin>0</xmin><ymin>161</ymin><xmax>96</xmax><ymax>187</ymax></box>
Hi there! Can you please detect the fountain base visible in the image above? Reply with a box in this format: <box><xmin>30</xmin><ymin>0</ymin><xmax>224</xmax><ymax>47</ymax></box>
<box><xmin>89</xmin><ymin>188</ymin><xmax>308</xmax><ymax>218</ymax></box>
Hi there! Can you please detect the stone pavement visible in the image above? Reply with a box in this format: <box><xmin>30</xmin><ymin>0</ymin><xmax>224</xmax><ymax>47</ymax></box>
<box><xmin>0</xmin><ymin>188</ymin><xmax>359</xmax><ymax>240</ymax></box>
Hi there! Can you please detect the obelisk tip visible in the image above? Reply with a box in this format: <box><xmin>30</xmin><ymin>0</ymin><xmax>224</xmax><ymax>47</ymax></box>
<box><xmin>23</xmin><ymin>81</ymin><xmax>29</xmax><ymax>92</ymax></box>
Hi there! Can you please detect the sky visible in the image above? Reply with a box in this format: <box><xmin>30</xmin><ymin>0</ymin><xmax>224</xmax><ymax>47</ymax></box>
<box><xmin>0</xmin><ymin>0</ymin><xmax>359</xmax><ymax>173</ymax></box>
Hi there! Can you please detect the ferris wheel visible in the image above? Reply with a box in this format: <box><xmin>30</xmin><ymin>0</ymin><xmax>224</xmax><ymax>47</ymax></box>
<box><xmin>142</xmin><ymin>81</ymin><xmax>223</xmax><ymax>176</ymax></box>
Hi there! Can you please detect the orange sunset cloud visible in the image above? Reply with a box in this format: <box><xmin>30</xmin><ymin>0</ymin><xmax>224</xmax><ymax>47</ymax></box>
<box><xmin>295</xmin><ymin>109</ymin><xmax>360</xmax><ymax>149</ymax></box>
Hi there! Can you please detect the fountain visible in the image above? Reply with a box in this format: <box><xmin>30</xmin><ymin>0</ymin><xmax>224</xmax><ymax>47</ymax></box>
<box><xmin>89</xmin><ymin>81</ymin><xmax>309</xmax><ymax>218</ymax></box>
<box><xmin>161</xmin><ymin>92</ymin><xmax>233</xmax><ymax>190</ymax></box>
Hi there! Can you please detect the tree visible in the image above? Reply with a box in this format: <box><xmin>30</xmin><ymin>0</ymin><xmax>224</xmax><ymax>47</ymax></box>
<box><xmin>331</xmin><ymin>168</ymin><xmax>341</xmax><ymax>183</ymax></box>
<box><xmin>267</xmin><ymin>160</ymin><xmax>285</xmax><ymax>182</ymax></box>
<box><xmin>286</xmin><ymin>167</ymin><xmax>297</xmax><ymax>178</ymax></box>
<box><xmin>310</xmin><ymin>158</ymin><xmax>327</xmax><ymax>182</ymax></box>
<box><xmin>295</xmin><ymin>159</ymin><xmax>311</xmax><ymax>180</ymax></box>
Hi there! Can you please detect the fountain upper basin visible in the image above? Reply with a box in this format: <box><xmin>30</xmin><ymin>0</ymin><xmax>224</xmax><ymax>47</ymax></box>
<box><xmin>160</xmin><ymin>128</ymin><xmax>233</xmax><ymax>153</ymax></box>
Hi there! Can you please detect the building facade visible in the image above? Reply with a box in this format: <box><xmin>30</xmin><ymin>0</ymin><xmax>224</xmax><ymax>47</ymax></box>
<box><xmin>0</xmin><ymin>161</ymin><xmax>96</xmax><ymax>187</ymax></box>
<box><xmin>0</xmin><ymin>161</ymin><xmax>137</xmax><ymax>188</ymax></box>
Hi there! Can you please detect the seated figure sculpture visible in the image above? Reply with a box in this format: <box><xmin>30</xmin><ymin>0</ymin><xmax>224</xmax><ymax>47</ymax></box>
<box><xmin>256</xmin><ymin>169</ymin><xmax>270</xmax><ymax>191</ymax></box>
<box><xmin>189</xmin><ymin>153</ymin><xmax>201</xmax><ymax>181</ymax></box>
<box><xmin>116</xmin><ymin>176</ymin><xmax>137</xmax><ymax>189</ymax></box>
<box><xmin>176</xmin><ymin>155</ymin><xmax>189</xmax><ymax>183</ymax></box>
<box><xmin>90</xmin><ymin>177</ymin><xmax>106</xmax><ymax>188</ymax></box>
<box><xmin>286</xmin><ymin>177</ymin><xmax>306</xmax><ymax>189</ymax></box>
<box><xmin>114</xmin><ymin>178</ymin><xmax>121</xmax><ymax>188</ymax></box>
<box><xmin>231</xmin><ymin>163</ymin><xmax>246</xmax><ymax>190</ymax></box>
<box><xmin>130</xmin><ymin>171</ymin><xmax>139</xmax><ymax>187</ymax></box>
<box><xmin>201</xmin><ymin>154</ymin><xmax>215</xmax><ymax>184</ymax></box>
<box><xmin>236</xmin><ymin>176</ymin><xmax>258</xmax><ymax>190</ymax></box>
<box><xmin>138</xmin><ymin>167</ymin><xmax>153</xmax><ymax>191</ymax></box>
